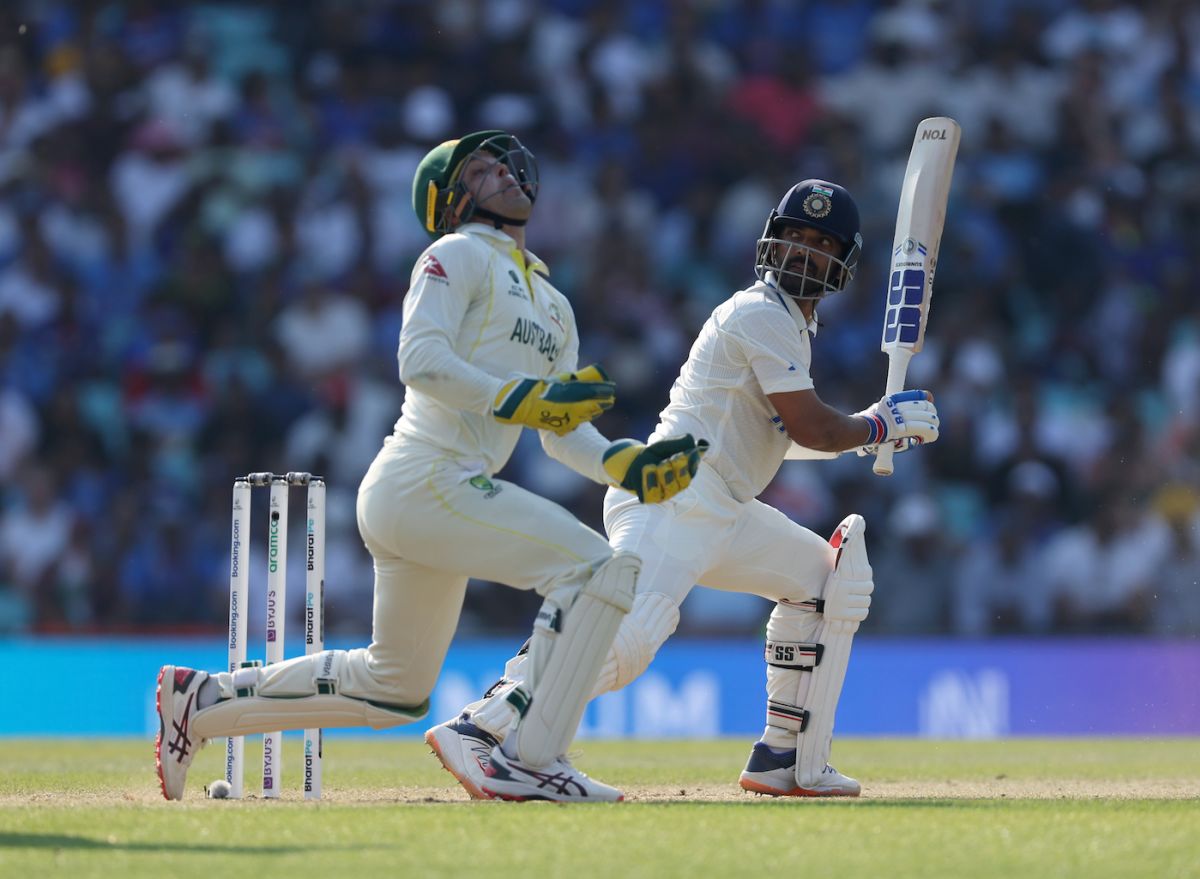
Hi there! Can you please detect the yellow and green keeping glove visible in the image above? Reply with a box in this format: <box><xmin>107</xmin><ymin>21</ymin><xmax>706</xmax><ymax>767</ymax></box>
<box><xmin>550</xmin><ymin>364</ymin><xmax>610</xmax><ymax>384</ymax></box>
<box><xmin>602</xmin><ymin>434</ymin><xmax>709</xmax><ymax>503</ymax></box>
<box><xmin>493</xmin><ymin>363</ymin><xmax>616</xmax><ymax>437</ymax></box>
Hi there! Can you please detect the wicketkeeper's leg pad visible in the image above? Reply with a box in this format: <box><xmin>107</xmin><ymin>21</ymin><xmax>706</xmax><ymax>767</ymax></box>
<box><xmin>471</xmin><ymin>589</ymin><xmax>677</xmax><ymax>740</ymax></box>
<box><xmin>508</xmin><ymin>550</ymin><xmax>640</xmax><ymax>766</ymax></box>
<box><xmin>190</xmin><ymin>649</ymin><xmax>428</xmax><ymax>739</ymax></box>
<box><xmin>761</xmin><ymin>514</ymin><xmax>873</xmax><ymax>787</ymax></box>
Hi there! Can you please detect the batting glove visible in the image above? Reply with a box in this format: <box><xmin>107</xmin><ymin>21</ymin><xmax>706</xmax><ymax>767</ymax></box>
<box><xmin>603</xmin><ymin>434</ymin><xmax>709</xmax><ymax>503</ymax></box>
<box><xmin>493</xmin><ymin>364</ymin><xmax>616</xmax><ymax>436</ymax></box>
<box><xmin>855</xmin><ymin>437</ymin><xmax>923</xmax><ymax>457</ymax></box>
<box><xmin>854</xmin><ymin>390</ymin><xmax>939</xmax><ymax>446</ymax></box>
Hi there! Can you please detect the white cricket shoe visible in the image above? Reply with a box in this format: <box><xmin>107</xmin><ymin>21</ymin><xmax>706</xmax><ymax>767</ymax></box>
<box><xmin>481</xmin><ymin>745</ymin><xmax>624</xmax><ymax>803</ymax></box>
<box><xmin>424</xmin><ymin>712</ymin><xmax>499</xmax><ymax>800</ymax></box>
<box><xmin>155</xmin><ymin>665</ymin><xmax>209</xmax><ymax>801</ymax></box>
<box><xmin>738</xmin><ymin>742</ymin><xmax>861</xmax><ymax>797</ymax></box>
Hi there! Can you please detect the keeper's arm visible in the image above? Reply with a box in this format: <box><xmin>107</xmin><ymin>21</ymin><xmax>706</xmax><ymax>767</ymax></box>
<box><xmin>398</xmin><ymin>243</ymin><xmax>505</xmax><ymax>414</ymax></box>
<box><xmin>399</xmin><ymin>334</ymin><xmax>506</xmax><ymax>415</ymax></box>
<box><xmin>537</xmin><ymin>335</ymin><xmax>611</xmax><ymax>477</ymax></box>
<box><xmin>544</xmin><ymin>427</ymin><xmax>708</xmax><ymax>504</ymax></box>
<box><xmin>541</xmin><ymin>423</ymin><xmax>612</xmax><ymax>484</ymax></box>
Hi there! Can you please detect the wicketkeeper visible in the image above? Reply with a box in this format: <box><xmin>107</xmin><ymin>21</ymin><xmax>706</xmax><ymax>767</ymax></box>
<box><xmin>155</xmin><ymin>130</ymin><xmax>706</xmax><ymax>802</ymax></box>
<box><xmin>427</xmin><ymin>180</ymin><xmax>939</xmax><ymax>798</ymax></box>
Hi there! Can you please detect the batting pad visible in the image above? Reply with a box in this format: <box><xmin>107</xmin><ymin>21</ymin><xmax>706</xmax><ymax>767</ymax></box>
<box><xmin>510</xmin><ymin>551</ymin><xmax>639</xmax><ymax>766</ymax></box>
<box><xmin>596</xmin><ymin>591</ymin><xmax>680</xmax><ymax>693</ymax></box>
<box><xmin>762</xmin><ymin>601</ymin><xmax>823</xmax><ymax>744</ymax></box>
<box><xmin>795</xmin><ymin>514</ymin><xmax>872</xmax><ymax>787</ymax></box>
<box><xmin>190</xmin><ymin>650</ymin><xmax>427</xmax><ymax>739</ymax></box>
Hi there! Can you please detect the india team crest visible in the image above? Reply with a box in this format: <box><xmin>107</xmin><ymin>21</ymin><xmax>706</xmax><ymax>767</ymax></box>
<box><xmin>802</xmin><ymin>185</ymin><xmax>835</xmax><ymax>219</ymax></box>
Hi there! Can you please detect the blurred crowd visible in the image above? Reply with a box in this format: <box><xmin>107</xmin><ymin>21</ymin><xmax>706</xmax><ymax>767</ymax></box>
<box><xmin>1</xmin><ymin>0</ymin><xmax>1198</xmax><ymax>639</ymax></box>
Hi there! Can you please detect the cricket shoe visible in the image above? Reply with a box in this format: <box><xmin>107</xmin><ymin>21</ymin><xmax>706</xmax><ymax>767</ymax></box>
<box><xmin>738</xmin><ymin>742</ymin><xmax>861</xmax><ymax>797</ymax></box>
<box><xmin>155</xmin><ymin>665</ymin><xmax>209</xmax><ymax>801</ymax></box>
<box><xmin>481</xmin><ymin>745</ymin><xmax>624</xmax><ymax>803</ymax></box>
<box><xmin>424</xmin><ymin>712</ymin><xmax>499</xmax><ymax>800</ymax></box>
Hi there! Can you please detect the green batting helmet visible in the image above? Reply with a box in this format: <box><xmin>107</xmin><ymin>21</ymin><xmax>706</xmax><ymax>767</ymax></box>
<box><xmin>411</xmin><ymin>130</ymin><xmax>539</xmax><ymax>238</ymax></box>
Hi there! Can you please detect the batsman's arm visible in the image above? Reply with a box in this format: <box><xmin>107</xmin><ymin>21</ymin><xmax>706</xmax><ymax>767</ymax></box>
<box><xmin>770</xmin><ymin>388</ymin><xmax>939</xmax><ymax>455</ymax></box>
<box><xmin>768</xmin><ymin>389</ymin><xmax>876</xmax><ymax>453</ymax></box>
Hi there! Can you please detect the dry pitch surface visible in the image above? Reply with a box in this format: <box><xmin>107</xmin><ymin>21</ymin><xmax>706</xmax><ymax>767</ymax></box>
<box><xmin>14</xmin><ymin>779</ymin><xmax>1195</xmax><ymax>806</ymax></box>
<box><xmin>4</xmin><ymin>737</ymin><xmax>1196</xmax><ymax>805</ymax></box>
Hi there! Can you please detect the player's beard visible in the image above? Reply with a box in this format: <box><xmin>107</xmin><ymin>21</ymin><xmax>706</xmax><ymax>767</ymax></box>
<box><xmin>779</xmin><ymin>270</ymin><xmax>827</xmax><ymax>299</ymax></box>
<box><xmin>778</xmin><ymin>257</ymin><xmax>832</xmax><ymax>300</ymax></box>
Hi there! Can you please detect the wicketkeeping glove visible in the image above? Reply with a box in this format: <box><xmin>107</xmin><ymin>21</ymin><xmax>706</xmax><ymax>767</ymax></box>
<box><xmin>493</xmin><ymin>363</ymin><xmax>616</xmax><ymax>436</ymax></box>
<box><xmin>602</xmin><ymin>434</ymin><xmax>709</xmax><ymax>503</ymax></box>
<box><xmin>854</xmin><ymin>389</ymin><xmax>939</xmax><ymax>446</ymax></box>
<box><xmin>550</xmin><ymin>363</ymin><xmax>610</xmax><ymax>384</ymax></box>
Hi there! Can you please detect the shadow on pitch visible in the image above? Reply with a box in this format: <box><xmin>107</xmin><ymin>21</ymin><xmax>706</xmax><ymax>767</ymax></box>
<box><xmin>0</xmin><ymin>831</ymin><xmax>395</xmax><ymax>854</ymax></box>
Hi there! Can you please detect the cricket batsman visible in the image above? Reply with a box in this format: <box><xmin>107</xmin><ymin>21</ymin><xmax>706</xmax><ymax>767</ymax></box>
<box><xmin>155</xmin><ymin>130</ymin><xmax>706</xmax><ymax>802</ymax></box>
<box><xmin>427</xmin><ymin>180</ymin><xmax>939</xmax><ymax>798</ymax></box>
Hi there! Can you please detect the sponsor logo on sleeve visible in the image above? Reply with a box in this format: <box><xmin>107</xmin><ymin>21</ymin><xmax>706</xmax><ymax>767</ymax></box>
<box><xmin>419</xmin><ymin>253</ymin><xmax>449</xmax><ymax>282</ymax></box>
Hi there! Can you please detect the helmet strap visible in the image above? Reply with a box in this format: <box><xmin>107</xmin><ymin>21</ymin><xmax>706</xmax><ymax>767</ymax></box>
<box><xmin>472</xmin><ymin>206</ymin><xmax>528</xmax><ymax>229</ymax></box>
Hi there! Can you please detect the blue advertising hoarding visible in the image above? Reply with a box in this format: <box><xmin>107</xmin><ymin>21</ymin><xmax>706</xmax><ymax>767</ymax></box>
<box><xmin>3</xmin><ymin>636</ymin><xmax>1197</xmax><ymax>738</ymax></box>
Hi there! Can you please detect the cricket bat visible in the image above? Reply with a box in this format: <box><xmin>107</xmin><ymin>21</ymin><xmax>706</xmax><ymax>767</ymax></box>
<box><xmin>874</xmin><ymin>116</ymin><xmax>961</xmax><ymax>476</ymax></box>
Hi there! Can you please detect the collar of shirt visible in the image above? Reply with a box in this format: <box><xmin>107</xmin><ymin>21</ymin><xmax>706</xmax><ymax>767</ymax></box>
<box><xmin>759</xmin><ymin>278</ymin><xmax>818</xmax><ymax>338</ymax></box>
<box><xmin>458</xmin><ymin>223</ymin><xmax>550</xmax><ymax>278</ymax></box>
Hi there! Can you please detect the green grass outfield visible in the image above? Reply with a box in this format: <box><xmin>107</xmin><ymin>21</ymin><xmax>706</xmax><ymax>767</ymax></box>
<box><xmin>1</xmin><ymin>738</ymin><xmax>1197</xmax><ymax>878</ymax></box>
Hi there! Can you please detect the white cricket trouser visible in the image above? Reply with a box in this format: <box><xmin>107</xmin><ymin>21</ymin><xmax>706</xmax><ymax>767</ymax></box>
<box><xmin>602</xmin><ymin>461</ymin><xmax>834</xmax><ymax>607</ymax></box>
<box><xmin>331</xmin><ymin>439</ymin><xmax>610</xmax><ymax>706</ymax></box>
<box><xmin>463</xmin><ymin>460</ymin><xmax>837</xmax><ymax>739</ymax></box>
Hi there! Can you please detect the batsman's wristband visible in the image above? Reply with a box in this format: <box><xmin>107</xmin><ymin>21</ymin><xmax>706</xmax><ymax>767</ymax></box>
<box><xmin>859</xmin><ymin>413</ymin><xmax>887</xmax><ymax>446</ymax></box>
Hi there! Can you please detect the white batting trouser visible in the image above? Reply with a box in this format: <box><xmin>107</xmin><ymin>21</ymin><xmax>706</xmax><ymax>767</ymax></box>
<box><xmin>603</xmin><ymin>464</ymin><xmax>834</xmax><ymax>605</ymax></box>
<box><xmin>192</xmin><ymin>439</ymin><xmax>612</xmax><ymax>742</ymax></box>
<box><xmin>469</xmin><ymin>462</ymin><xmax>835</xmax><ymax>739</ymax></box>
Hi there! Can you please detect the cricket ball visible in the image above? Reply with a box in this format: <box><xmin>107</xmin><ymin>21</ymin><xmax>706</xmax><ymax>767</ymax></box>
<box><xmin>206</xmin><ymin>779</ymin><xmax>233</xmax><ymax>799</ymax></box>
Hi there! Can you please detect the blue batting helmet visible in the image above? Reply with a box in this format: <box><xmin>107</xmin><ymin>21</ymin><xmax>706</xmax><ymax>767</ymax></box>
<box><xmin>755</xmin><ymin>180</ymin><xmax>863</xmax><ymax>299</ymax></box>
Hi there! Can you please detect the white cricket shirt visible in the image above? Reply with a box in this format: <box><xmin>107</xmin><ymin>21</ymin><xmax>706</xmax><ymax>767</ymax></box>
<box><xmin>392</xmin><ymin>223</ymin><xmax>596</xmax><ymax>475</ymax></box>
<box><xmin>652</xmin><ymin>281</ymin><xmax>817</xmax><ymax>502</ymax></box>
